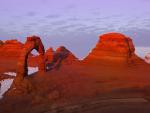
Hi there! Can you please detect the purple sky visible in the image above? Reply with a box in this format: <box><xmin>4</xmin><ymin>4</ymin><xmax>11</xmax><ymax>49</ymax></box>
<box><xmin>0</xmin><ymin>0</ymin><xmax>150</xmax><ymax>58</ymax></box>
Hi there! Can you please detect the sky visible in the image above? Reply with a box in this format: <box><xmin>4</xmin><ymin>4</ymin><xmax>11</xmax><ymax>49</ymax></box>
<box><xmin>0</xmin><ymin>0</ymin><xmax>150</xmax><ymax>58</ymax></box>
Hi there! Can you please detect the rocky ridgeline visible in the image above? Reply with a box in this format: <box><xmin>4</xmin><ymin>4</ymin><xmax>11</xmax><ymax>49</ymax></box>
<box><xmin>1</xmin><ymin>33</ymin><xmax>150</xmax><ymax>113</ymax></box>
<box><xmin>46</xmin><ymin>46</ymin><xmax>79</xmax><ymax>70</ymax></box>
<box><xmin>54</xmin><ymin>46</ymin><xmax>78</xmax><ymax>64</ymax></box>
<box><xmin>0</xmin><ymin>33</ymin><xmax>147</xmax><ymax>66</ymax></box>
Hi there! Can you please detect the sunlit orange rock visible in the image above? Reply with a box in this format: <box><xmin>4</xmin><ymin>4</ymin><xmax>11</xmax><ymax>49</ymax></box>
<box><xmin>15</xmin><ymin>36</ymin><xmax>46</xmax><ymax>82</ymax></box>
<box><xmin>0</xmin><ymin>39</ymin><xmax>23</xmax><ymax>57</ymax></box>
<box><xmin>45</xmin><ymin>47</ymin><xmax>55</xmax><ymax>62</ymax></box>
<box><xmin>55</xmin><ymin>46</ymin><xmax>78</xmax><ymax>64</ymax></box>
<box><xmin>1</xmin><ymin>33</ymin><xmax>150</xmax><ymax>113</ymax></box>
<box><xmin>84</xmin><ymin>33</ymin><xmax>138</xmax><ymax>65</ymax></box>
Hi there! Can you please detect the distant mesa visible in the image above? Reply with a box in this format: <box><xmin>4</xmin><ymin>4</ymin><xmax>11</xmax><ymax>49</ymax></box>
<box><xmin>84</xmin><ymin>32</ymin><xmax>140</xmax><ymax>65</ymax></box>
<box><xmin>5</xmin><ymin>39</ymin><xmax>22</xmax><ymax>44</ymax></box>
<box><xmin>0</xmin><ymin>39</ymin><xmax>23</xmax><ymax>58</ymax></box>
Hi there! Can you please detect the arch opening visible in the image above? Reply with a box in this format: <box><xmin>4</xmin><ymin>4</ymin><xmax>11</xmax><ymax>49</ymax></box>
<box><xmin>27</xmin><ymin>49</ymin><xmax>39</xmax><ymax>75</ymax></box>
<box><xmin>16</xmin><ymin>36</ymin><xmax>46</xmax><ymax>81</ymax></box>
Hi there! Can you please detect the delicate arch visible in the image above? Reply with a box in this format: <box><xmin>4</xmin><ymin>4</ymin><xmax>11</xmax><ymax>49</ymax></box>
<box><xmin>16</xmin><ymin>36</ymin><xmax>45</xmax><ymax>81</ymax></box>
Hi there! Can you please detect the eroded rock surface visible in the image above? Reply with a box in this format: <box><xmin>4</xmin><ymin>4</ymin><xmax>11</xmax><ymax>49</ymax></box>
<box><xmin>47</xmin><ymin>46</ymin><xmax>79</xmax><ymax>70</ymax></box>
<box><xmin>55</xmin><ymin>46</ymin><xmax>78</xmax><ymax>64</ymax></box>
<box><xmin>1</xmin><ymin>33</ymin><xmax>150</xmax><ymax>113</ymax></box>
<box><xmin>45</xmin><ymin>47</ymin><xmax>55</xmax><ymax>62</ymax></box>
<box><xmin>0</xmin><ymin>39</ymin><xmax>23</xmax><ymax>57</ymax></box>
<box><xmin>16</xmin><ymin>36</ymin><xmax>46</xmax><ymax>81</ymax></box>
<box><xmin>86</xmin><ymin>33</ymin><xmax>135</xmax><ymax>58</ymax></box>
<box><xmin>84</xmin><ymin>33</ymin><xmax>143</xmax><ymax>66</ymax></box>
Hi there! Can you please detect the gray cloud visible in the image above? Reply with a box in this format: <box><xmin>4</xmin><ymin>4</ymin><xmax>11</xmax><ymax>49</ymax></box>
<box><xmin>121</xmin><ymin>28</ymin><xmax>150</xmax><ymax>47</ymax></box>
<box><xmin>65</xmin><ymin>4</ymin><xmax>76</xmax><ymax>10</ymax></box>
<box><xmin>40</xmin><ymin>0</ymin><xmax>48</xmax><ymax>3</ymax></box>
<box><xmin>139</xmin><ymin>0</ymin><xmax>150</xmax><ymax>2</ymax></box>
<box><xmin>50</xmin><ymin>20</ymin><xmax>67</xmax><ymax>26</ymax></box>
<box><xmin>45</xmin><ymin>14</ymin><xmax>61</xmax><ymax>19</ymax></box>
<box><xmin>27</xmin><ymin>22</ymin><xmax>39</xmax><ymax>26</ymax></box>
<box><xmin>26</xmin><ymin>11</ymin><xmax>36</xmax><ymax>17</ymax></box>
<box><xmin>67</xmin><ymin>17</ymin><xmax>80</xmax><ymax>21</ymax></box>
<box><xmin>95</xmin><ymin>14</ymin><xmax>122</xmax><ymax>21</ymax></box>
<box><xmin>56</xmin><ymin>23</ymin><xmax>86</xmax><ymax>30</ymax></box>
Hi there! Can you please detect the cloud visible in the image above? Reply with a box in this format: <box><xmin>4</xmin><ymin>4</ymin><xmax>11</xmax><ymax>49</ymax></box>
<box><xmin>26</xmin><ymin>11</ymin><xmax>36</xmax><ymax>17</ymax></box>
<box><xmin>139</xmin><ymin>0</ymin><xmax>150</xmax><ymax>2</ymax></box>
<box><xmin>55</xmin><ymin>23</ymin><xmax>86</xmax><ymax>32</ymax></box>
<box><xmin>27</xmin><ymin>22</ymin><xmax>39</xmax><ymax>26</ymax></box>
<box><xmin>40</xmin><ymin>0</ymin><xmax>48</xmax><ymax>3</ymax></box>
<box><xmin>67</xmin><ymin>17</ymin><xmax>80</xmax><ymax>21</ymax></box>
<box><xmin>121</xmin><ymin>28</ymin><xmax>150</xmax><ymax>47</ymax></box>
<box><xmin>45</xmin><ymin>14</ymin><xmax>61</xmax><ymax>19</ymax></box>
<box><xmin>65</xmin><ymin>4</ymin><xmax>76</xmax><ymax>10</ymax></box>
<box><xmin>91</xmin><ymin>11</ymin><xmax>101</xmax><ymax>16</ymax></box>
<box><xmin>135</xmin><ymin>47</ymin><xmax>150</xmax><ymax>59</ymax></box>
<box><xmin>50</xmin><ymin>20</ymin><xmax>67</xmax><ymax>26</ymax></box>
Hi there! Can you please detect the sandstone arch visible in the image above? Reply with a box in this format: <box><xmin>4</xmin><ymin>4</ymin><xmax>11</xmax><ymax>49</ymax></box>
<box><xmin>16</xmin><ymin>36</ymin><xmax>45</xmax><ymax>81</ymax></box>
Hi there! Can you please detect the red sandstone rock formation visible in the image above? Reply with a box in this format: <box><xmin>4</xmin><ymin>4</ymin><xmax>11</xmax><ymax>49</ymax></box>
<box><xmin>55</xmin><ymin>46</ymin><xmax>78</xmax><ymax>64</ymax></box>
<box><xmin>0</xmin><ymin>40</ymin><xmax>3</xmax><ymax>46</ymax></box>
<box><xmin>15</xmin><ymin>36</ymin><xmax>46</xmax><ymax>82</ymax></box>
<box><xmin>0</xmin><ymin>39</ymin><xmax>23</xmax><ymax>57</ymax></box>
<box><xmin>47</xmin><ymin>46</ymin><xmax>79</xmax><ymax>70</ymax></box>
<box><xmin>45</xmin><ymin>47</ymin><xmax>55</xmax><ymax>62</ymax></box>
<box><xmin>84</xmin><ymin>33</ymin><xmax>140</xmax><ymax>65</ymax></box>
<box><xmin>1</xmin><ymin>33</ymin><xmax>150</xmax><ymax>113</ymax></box>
